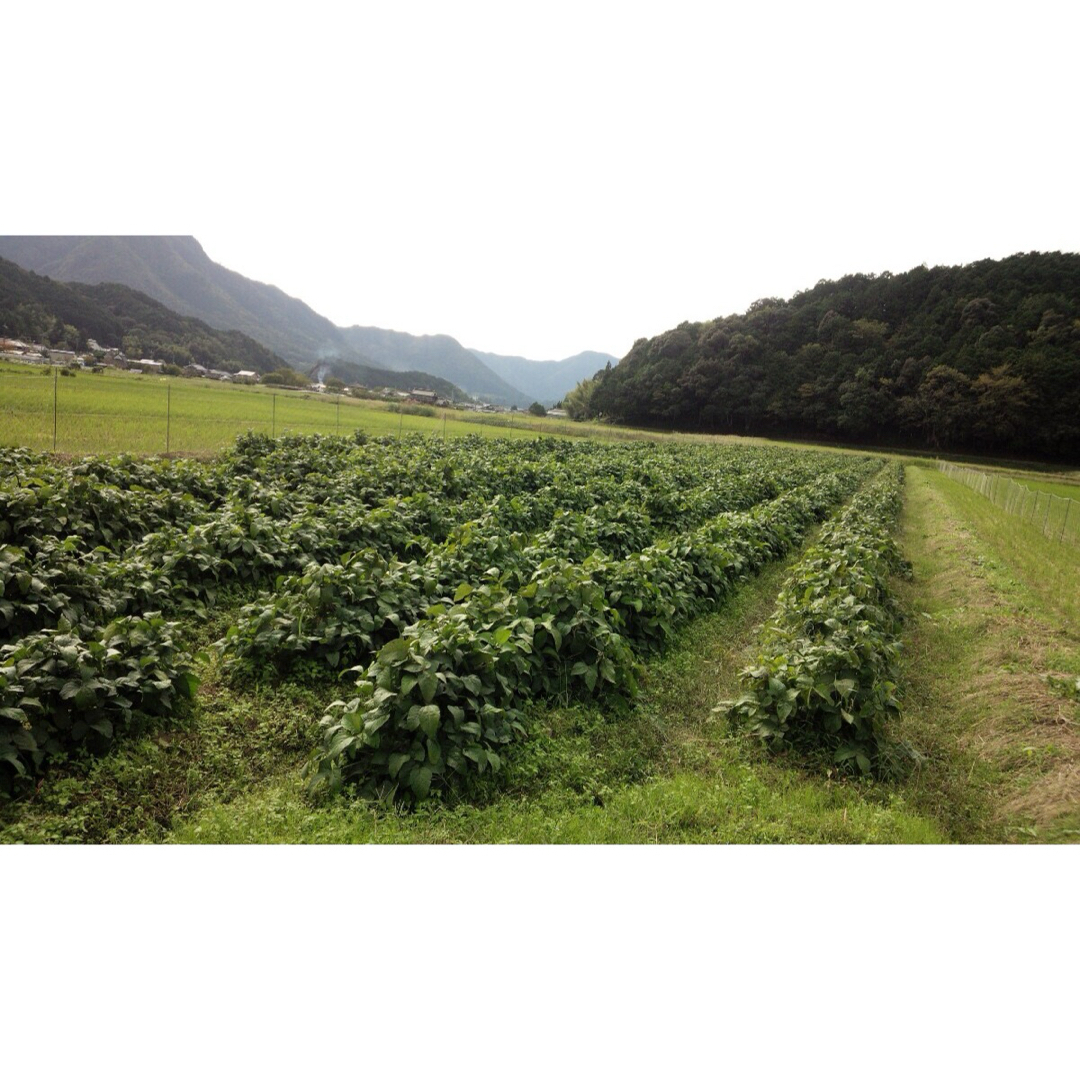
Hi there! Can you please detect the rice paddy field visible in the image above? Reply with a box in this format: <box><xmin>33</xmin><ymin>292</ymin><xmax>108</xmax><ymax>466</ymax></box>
<box><xmin>0</xmin><ymin>360</ymin><xmax>621</xmax><ymax>454</ymax></box>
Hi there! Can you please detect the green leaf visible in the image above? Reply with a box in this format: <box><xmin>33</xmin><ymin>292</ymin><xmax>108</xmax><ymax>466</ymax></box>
<box><xmin>453</xmin><ymin>583</ymin><xmax>473</xmax><ymax>602</ymax></box>
<box><xmin>378</xmin><ymin>638</ymin><xmax>410</xmax><ymax>664</ymax></box>
<box><xmin>416</xmin><ymin>704</ymin><xmax>440</xmax><ymax>739</ymax></box>
<box><xmin>418</xmin><ymin>670</ymin><xmax>438</xmax><ymax>703</ymax></box>
<box><xmin>410</xmin><ymin>766</ymin><xmax>432</xmax><ymax>799</ymax></box>
<box><xmin>388</xmin><ymin>752</ymin><xmax>409</xmax><ymax>779</ymax></box>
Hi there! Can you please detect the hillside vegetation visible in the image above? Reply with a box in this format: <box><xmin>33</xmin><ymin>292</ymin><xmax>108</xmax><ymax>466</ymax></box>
<box><xmin>587</xmin><ymin>252</ymin><xmax>1080</xmax><ymax>461</ymax></box>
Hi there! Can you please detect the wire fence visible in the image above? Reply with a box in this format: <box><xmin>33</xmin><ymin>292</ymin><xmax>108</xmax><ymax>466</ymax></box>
<box><xmin>938</xmin><ymin>460</ymin><xmax>1080</xmax><ymax>546</ymax></box>
<box><xmin>0</xmin><ymin>365</ymin><xmax>664</xmax><ymax>456</ymax></box>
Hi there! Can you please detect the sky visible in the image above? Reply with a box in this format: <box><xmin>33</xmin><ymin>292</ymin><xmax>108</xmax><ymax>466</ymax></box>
<box><xmin>7</xmin><ymin>1</ymin><xmax>1079</xmax><ymax>362</ymax></box>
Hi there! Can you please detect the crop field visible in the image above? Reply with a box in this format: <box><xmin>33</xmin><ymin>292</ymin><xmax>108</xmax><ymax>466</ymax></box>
<box><xmin>2</xmin><ymin>432</ymin><xmax>1077</xmax><ymax>843</ymax></box>
<box><xmin>0</xmin><ymin>361</ymin><xmax>649</xmax><ymax>455</ymax></box>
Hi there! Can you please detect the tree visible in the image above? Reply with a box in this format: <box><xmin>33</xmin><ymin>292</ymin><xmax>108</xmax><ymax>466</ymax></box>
<box><xmin>527</xmin><ymin>401</ymin><xmax>546</xmax><ymax>417</ymax></box>
<box><xmin>564</xmin><ymin>376</ymin><xmax>597</xmax><ymax>420</ymax></box>
<box><xmin>902</xmin><ymin>365</ymin><xmax>974</xmax><ymax>448</ymax></box>
<box><xmin>972</xmin><ymin>365</ymin><xmax>1034</xmax><ymax>449</ymax></box>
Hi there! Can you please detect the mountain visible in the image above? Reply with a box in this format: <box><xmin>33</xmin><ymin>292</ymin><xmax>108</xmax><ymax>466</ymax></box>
<box><xmin>0</xmin><ymin>257</ymin><xmax>284</xmax><ymax>373</ymax></box>
<box><xmin>587</xmin><ymin>252</ymin><xmax>1080</xmax><ymax>461</ymax></box>
<box><xmin>315</xmin><ymin>357</ymin><xmax>468</xmax><ymax>401</ymax></box>
<box><xmin>467</xmin><ymin>349</ymin><xmax>618</xmax><ymax>405</ymax></box>
<box><xmin>0</xmin><ymin>236</ymin><xmax>366</xmax><ymax>369</ymax></box>
<box><xmin>337</xmin><ymin>326</ymin><xmax>531</xmax><ymax>407</ymax></box>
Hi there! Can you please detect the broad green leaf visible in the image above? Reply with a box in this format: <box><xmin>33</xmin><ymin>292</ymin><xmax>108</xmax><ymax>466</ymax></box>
<box><xmin>416</xmin><ymin>704</ymin><xmax>440</xmax><ymax>739</ymax></box>
<box><xmin>418</xmin><ymin>670</ymin><xmax>438</xmax><ymax>703</ymax></box>
<box><xmin>410</xmin><ymin>766</ymin><xmax>432</xmax><ymax>799</ymax></box>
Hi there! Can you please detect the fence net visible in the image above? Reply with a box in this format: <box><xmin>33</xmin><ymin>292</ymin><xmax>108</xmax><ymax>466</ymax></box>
<box><xmin>938</xmin><ymin>460</ymin><xmax>1080</xmax><ymax>546</ymax></box>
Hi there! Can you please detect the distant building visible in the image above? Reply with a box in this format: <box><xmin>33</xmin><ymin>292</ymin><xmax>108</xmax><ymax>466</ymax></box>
<box><xmin>547</xmin><ymin>408</ymin><xmax>568</xmax><ymax>418</ymax></box>
<box><xmin>409</xmin><ymin>389</ymin><xmax>438</xmax><ymax>403</ymax></box>
<box><xmin>132</xmin><ymin>358</ymin><xmax>165</xmax><ymax>373</ymax></box>
<box><xmin>234</xmin><ymin>370</ymin><xmax>258</xmax><ymax>383</ymax></box>
<box><xmin>185</xmin><ymin>363</ymin><xmax>210</xmax><ymax>378</ymax></box>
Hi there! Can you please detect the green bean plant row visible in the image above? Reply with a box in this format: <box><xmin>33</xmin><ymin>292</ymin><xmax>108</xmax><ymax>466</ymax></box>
<box><xmin>725</xmin><ymin>464</ymin><xmax>913</xmax><ymax>776</ymax></box>
<box><xmin>1</xmin><ymin>432</ymin><xmax>879</xmax><ymax>797</ymax></box>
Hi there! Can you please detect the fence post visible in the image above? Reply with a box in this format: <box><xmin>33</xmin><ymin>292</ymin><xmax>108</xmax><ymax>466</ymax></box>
<box><xmin>272</xmin><ymin>393</ymin><xmax>277</xmax><ymax>438</ymax></box>
<box><xmin>166</xmin><ymin>381</ymin><xmax>171</xmax><ymax>455</ymax></box>
<box><xmin>336</xmin><ymin>396</ymin><xmax>340</xmax><ymax>435</ymax></box>
<box><xmin>1061</xmin><ymin>499</ymin><xmax>1074</xmax><ymax>543</ymax></box>
<box><xmin>52</xmin><ymin>366</ymin><xmax>58</xmax><ymax>452</ymax></box>
<box><xmin>1042</xmin><ymin>494</ymin><xmax>1054</xmax><ymax>537</ymax></box>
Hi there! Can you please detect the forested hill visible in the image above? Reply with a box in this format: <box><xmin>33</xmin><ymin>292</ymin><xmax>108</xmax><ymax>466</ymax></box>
<box><xmin>588</xmin><ymin>252</ymin><xmax>1080</xmax><ymax>461</ymax></box>
<box><xmin>0</xmin><ymin>257</ymin><xmax>283</xmax><ymax>373</ymax></box>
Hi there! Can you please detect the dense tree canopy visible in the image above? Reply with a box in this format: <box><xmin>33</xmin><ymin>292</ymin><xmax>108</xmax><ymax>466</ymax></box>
<box><xmin>588</xmin><ymin>253</ymin><xmax>1079</xmax><ymax>460</ymax></box>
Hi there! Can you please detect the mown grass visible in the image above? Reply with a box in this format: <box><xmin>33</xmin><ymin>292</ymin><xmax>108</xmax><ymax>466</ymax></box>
<box><xmin>892</xmin><ymin>468</ymin><xmax>1080</xmax><ymax>842</ymax></box>
<box><xmin>928</xmin><ymin>469</ymin><xmax>1080</xmax><ymax>629</ymax></box>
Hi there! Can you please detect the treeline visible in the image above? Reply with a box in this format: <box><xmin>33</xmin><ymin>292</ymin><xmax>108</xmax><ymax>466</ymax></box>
<box><xmin>585</xmin><ymin>252</ymin><xmax>1080</xmax><ymax>460</ymax></box>
<box><xmin>0</xmin><ymin>257</ymin><xmax>283</xmax><ymax>374</ymax></box>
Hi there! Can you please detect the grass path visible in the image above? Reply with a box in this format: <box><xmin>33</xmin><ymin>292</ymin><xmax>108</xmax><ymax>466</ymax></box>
<box><xmin>894</xmin><ymin>468</ymin><xmax>1080</xmax><ymax>842</ymax></box>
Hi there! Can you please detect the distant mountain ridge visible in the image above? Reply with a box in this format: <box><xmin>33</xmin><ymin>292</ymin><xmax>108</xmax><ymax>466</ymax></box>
<box><xmin>336</xmin><ymin>326</ymin><xmax>530</xmax><ymax>407</ymax></box>
<box><xmin>468</xmin><ymin>349</ymin><xmax>617</xmax><ymax>405</ymax></box>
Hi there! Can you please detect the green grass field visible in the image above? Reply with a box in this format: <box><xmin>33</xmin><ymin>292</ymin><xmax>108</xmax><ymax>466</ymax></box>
<box><xmin>0</xmin><ymin>361</ymin><xmax>649</xmax><ymax>454</ymax></box>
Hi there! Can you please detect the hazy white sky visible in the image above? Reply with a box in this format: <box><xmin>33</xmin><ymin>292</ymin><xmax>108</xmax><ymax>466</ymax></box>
<box><xmin>8</xmin><ymin>1</ymin><xmax>1079</xmax><ymax>360</ymax></box>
